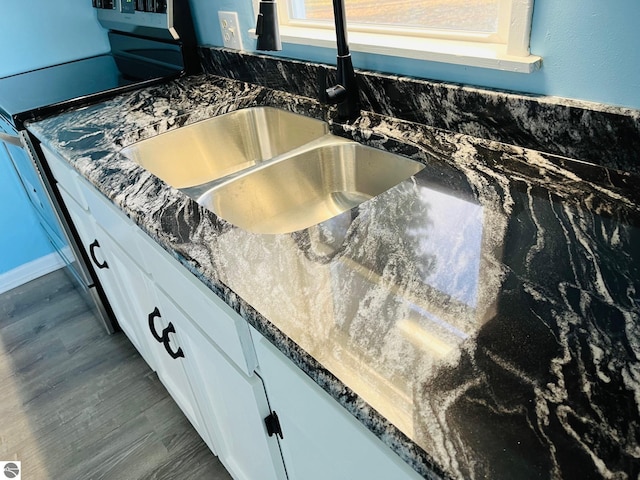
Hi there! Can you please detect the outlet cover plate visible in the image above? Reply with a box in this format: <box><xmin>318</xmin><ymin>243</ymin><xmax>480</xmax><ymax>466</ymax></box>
<box><xmin>218</xmin><ymin>11</ymin><xmax>243</xmax><ymax>50</ymax></box>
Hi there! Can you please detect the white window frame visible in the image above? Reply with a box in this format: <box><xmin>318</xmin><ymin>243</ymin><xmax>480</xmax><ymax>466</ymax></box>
<box><xmin>252</xmin><ymin>0</ymin><xmax>541</xmax><ymax>73</ymax></box>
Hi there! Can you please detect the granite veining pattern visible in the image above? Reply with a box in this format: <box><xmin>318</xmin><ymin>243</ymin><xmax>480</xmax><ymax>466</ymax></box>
<box><xmin>27</xmin><ymin>73</ymin><xmax>640</xmax><ymax>479</ymax></box>
<box><xmin>200</xmin><ymin>48</ymin><xmax>640</xmax><ymax>175</ymax></box>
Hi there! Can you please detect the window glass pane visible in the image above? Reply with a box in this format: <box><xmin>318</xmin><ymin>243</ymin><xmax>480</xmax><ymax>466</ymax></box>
<box><xmin>288</xmin><ymin>0</ymin><xmax>499</xmax><ymax>33</ymax></box>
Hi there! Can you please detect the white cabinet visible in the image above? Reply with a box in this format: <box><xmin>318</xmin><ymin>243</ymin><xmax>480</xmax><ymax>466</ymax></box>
<box><xmin>46</xmin><ymin>147</ymin><xmax>208</xmax><ymax>444</ymax></box>
<box><xmin>137</xmin><ymin>278</ymin><xmax>214</xmax><ymax>450</ymax></box>
<box><xmin>57</xmin><ymin>185</ymin><xmax>155</xmax><ymax>370</ymax></box>
<box><xmin>90</xmin><ymin>230</ymin><xmax>160</xmax><ymax>371</ymax></box>
<box><xmin>43</xmin><ymin>145</ymin><xmax>286</xmax><ymax>479</ymax></box>
<box><xmin>42</xmin><ymin>144</ymin><xmax>423</xmax><ymax>480</ymax></box>
<box><xmin>179</xmin><ymin>317</ymin><xmax>287</xmax><ymax>480</ymax></box>
<box><xmin>97</xmin><ymin>232</ymin><xmax>210</xmax><ymax>448</ymax></box>
<box><xmin>134</xmin><ymin>229</ymin><xmax>285</xmax><ymax>479</ymax></box>
<box><xmin>135</xmin><ymin>230</ymin><xmax>258</xmax><ymax>377</ymax></box>
<box><xmin>251</xmin><ymin>327</ymin><xmax>423</xmax><ymax>480</ymax></box>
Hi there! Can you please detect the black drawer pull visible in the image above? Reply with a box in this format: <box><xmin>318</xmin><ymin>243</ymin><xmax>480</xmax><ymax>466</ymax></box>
<box><xmin>148</xmin><ymin>308</ymin><xmax>184</xmax><ymax>359</ymax></box>
<box><xmin>147</xmin><ymin>307</ymin><xmax>164</xmax><ymax>343</ymax></box>
<box><xmin>161</xmin><ymin>322</ymin><xmax>185</xmax><ymax>359</ymax></box>
<box><xmin>89</xmin><ymin>239</ymin><xmax>109</xmax><ymax>269</ymax></box>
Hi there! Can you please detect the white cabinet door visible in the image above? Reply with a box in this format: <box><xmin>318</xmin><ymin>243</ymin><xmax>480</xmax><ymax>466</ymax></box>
<box><xmin>95</xmin><ymin>229</ymin><xmax>160</xmax><ymax>372</ymax></box>
<box><xmin>135</xmin><ymin>228</ymin><xmax>258</xmax><ymax>376</ymax></box>
<box><xmin>179</xmin><ymin>318</ymin><xmax>287</xmax><ymax>480</ymax></box>
<box><xmin>94</xmin><ymin>230</ymin><xmax>160</xmax><ymax>370</ymax></box>
<box><xmin>60</xmin><ymin>184</ymin><xmax>210</xmax><ymax>450</ymax></box>
<box><xmin>145</xmin><ymin>285</ymin><xmax>213</xmax><ymax>451</ymax></box>
<box><xmin>58</xmin><ymin>187</ymin><xmax>150</xmax><ymax>364</ymax></box>
<box><xmin>251</xmin><ymin>328</ymin><xmax>423</xmax><ymax>480</ymax></box>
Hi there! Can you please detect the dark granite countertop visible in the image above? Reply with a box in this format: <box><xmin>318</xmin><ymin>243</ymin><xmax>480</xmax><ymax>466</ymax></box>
<box><xmin>27</xmin><ymin>73</ymin><xmax>640</xmax><ymax>479</ymax></box>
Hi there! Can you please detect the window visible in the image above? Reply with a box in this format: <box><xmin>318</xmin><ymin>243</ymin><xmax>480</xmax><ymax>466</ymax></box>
<box><xmin>258</xmin><ymin>0</ymin><xmax>540</xmax><ymax>72</ymax></box>
<box><xmin>287</xmin><ymin>0</ymin><xmax>501</xmax><ymax>35</ymax></box>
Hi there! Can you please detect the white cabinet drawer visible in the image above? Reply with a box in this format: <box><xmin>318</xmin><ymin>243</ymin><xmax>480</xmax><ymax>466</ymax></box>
<box><xmin>41</xmin><ymin>144</ymin><xmax>88</xmax><ymax>210</ymax></box>
<box><xmin>137</xmin><ymin>230</ymin><xmax>258</xmax><ymax>376</ymax></box>
<box><xmin>42</xmin><ymin>142</ymin><xmax>142</xmax><ymax>264</ymax></box>
<box><xmin>74</xmin><ymin>175</ymin><xmax>143</xmax><ymax>265</ymax></box>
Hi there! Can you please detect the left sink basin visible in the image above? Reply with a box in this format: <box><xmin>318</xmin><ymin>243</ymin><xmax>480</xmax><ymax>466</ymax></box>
<box><xmin>121</xmin><ymin>107</ymin><xmax>329</xmax><ymax>189</ymax></box>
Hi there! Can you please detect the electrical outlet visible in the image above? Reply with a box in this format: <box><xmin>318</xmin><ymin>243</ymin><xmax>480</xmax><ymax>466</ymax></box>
<box><xmin>218</xmin><ymin>11</ymin><xmax>243</xmax><ymax>50</ymax></box>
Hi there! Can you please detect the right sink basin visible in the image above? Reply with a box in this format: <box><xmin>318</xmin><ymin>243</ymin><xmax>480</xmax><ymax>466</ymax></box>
<box><xmin>196</xmin><ymin>136</ymin><xmax>425</xmax><ymax>235</ymax></box>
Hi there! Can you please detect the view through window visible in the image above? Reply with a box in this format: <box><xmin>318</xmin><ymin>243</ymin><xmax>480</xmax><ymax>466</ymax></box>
<box><xmin>287</xmin><ymin>0</ymin><xmax>500</xmax><ymax>35</ymax></box>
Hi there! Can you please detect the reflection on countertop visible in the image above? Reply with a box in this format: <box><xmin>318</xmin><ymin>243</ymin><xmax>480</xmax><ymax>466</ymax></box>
<box><xmin>26</xmin><ymin>72</ymin><xmax>640</xmax><ymax>479</ymax></box>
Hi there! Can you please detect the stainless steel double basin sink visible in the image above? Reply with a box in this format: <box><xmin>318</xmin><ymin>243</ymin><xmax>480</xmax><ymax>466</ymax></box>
<box><xmin>121</xmin><ymin>107</ymin><xmax>424</xmax><ymax>234</ymax></box>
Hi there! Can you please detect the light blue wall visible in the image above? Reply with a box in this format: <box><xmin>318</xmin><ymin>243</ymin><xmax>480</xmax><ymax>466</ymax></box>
<box><xmin>0</xmin><ymin>1</ymin><xmax>109</xmax><ymax>274</ymax></box>
<box><xmin>0</xmin><ymin>148</ymin><xmax>54</xmax><ymax>274</ymax></box>
<box><xmin>0</xmin><ymin>1</ymin><xmax>109</xmax><ymax>77</ymax></box>
<box><xmin>189</xmin><ymin>0</ymin><xmax>640</xmax><ymax>110</ymax></box>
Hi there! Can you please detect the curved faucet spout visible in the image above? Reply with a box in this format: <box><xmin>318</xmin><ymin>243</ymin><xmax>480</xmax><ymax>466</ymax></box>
<box><xmin>332</xmin><ymin>0</ymin><xmax>350</xmax><ymax>57</ymax></box>
<box><xmin>255</xmin><ymin>0</ymin><xmax>360</xmax><ymax>121</ymax></box>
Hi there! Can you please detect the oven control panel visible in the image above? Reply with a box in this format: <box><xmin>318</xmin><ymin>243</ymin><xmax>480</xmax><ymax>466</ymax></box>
<box><xmin>136</xmin><ymin>0</ymin><xmax>167</xmax><ymax>13</ymax></box>
<box><xmin>94</xmin><ymin>0</ymin><xmax>178</xmax><ymax>40</ymax></box>
<box><xmin>93</xmin><ymin>0</ymin><xmax>166</xmax><ymax>13</ymax></box>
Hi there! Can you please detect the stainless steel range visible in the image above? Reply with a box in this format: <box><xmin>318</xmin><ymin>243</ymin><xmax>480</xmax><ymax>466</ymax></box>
<box><xmin>0</xmin><ymin>0</ymin><xmax>198</xmax><ymax>333</ymax></box>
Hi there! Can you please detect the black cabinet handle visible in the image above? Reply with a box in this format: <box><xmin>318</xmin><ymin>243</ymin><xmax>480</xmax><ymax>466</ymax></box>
<box><xmin>148</xmin><ymin>307</ymin><xmax>184</xmax><ymax>359</ymax></box>
<box><xmin>147</xmin><ymin>307</ymin><xmax>164</xmax><ymax>343</ymax></box>
<box><xmin>161</xmin><ymin>322</ymin><xmax>185</xmax><ymax>359</ymax></box>
<box><xmin>89</xmin><ymin>239</ymin><xmax>109</xmax><ymax>269</ymax></box>
<box><xmin>264</xmin><ymin>411</ymin><xmax>284</xmax><ymax>439</ymax></box>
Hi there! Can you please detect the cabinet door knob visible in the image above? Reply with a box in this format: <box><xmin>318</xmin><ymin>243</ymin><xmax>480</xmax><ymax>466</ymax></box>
<box><xmin>147</xmin><ymin>307</ymin><xmax>165</xmax><ymax>343</ymax></box>
<box><xmin>161</xmin><ymin>322</ymin><xmax>185</xmax><ymax>360</ymax></box>
<box><xmin>89</xmin><ymin>239</ymin><xmax>109</xmax><ymax>269</ymax></box>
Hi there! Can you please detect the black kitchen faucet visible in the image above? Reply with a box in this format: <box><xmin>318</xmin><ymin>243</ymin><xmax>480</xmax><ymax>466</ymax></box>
<box><xmin>255</xmin><ymin>0</ymin><xmax>360</xmax><ymax>121</ymax></box>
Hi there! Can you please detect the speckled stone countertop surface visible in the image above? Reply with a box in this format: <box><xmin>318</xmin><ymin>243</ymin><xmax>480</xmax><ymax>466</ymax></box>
<box><xmin>27</xmin><ymin>73</ymin><xmax>640</xmax><ymax>479</ymax></box>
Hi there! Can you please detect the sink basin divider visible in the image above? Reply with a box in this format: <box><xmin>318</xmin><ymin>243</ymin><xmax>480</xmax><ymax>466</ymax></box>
<box><xmin>179</xmin><ymin>134</ymin><xmax>351</xmax><ymax>200</ymax></box>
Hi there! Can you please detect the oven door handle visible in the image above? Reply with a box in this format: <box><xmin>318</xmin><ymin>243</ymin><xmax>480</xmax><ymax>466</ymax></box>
<box><xmin>0</xmin><ymin>132</ymin><xmax>23</xmax><ymax>147</ymax></box>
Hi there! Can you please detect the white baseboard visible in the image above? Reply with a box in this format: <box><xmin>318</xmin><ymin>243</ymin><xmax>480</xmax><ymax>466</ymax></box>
<box><xmin>0</xmin><ymin>251</ymin><xmax>67</xmax><ymax>295</ymax></box>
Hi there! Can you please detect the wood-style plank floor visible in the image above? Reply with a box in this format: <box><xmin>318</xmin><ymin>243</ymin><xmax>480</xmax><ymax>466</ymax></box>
<box><xmin>0</xmin><ymin>268</ymin><xmax>232</xmax><ymax>480</ymax></box>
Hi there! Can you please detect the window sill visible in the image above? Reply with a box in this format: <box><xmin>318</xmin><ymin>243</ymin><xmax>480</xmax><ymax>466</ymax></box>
<box><xmin>252</xmin><ymin>26</ymin><xmax>542</xmax><ymax>73</ymax></box>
